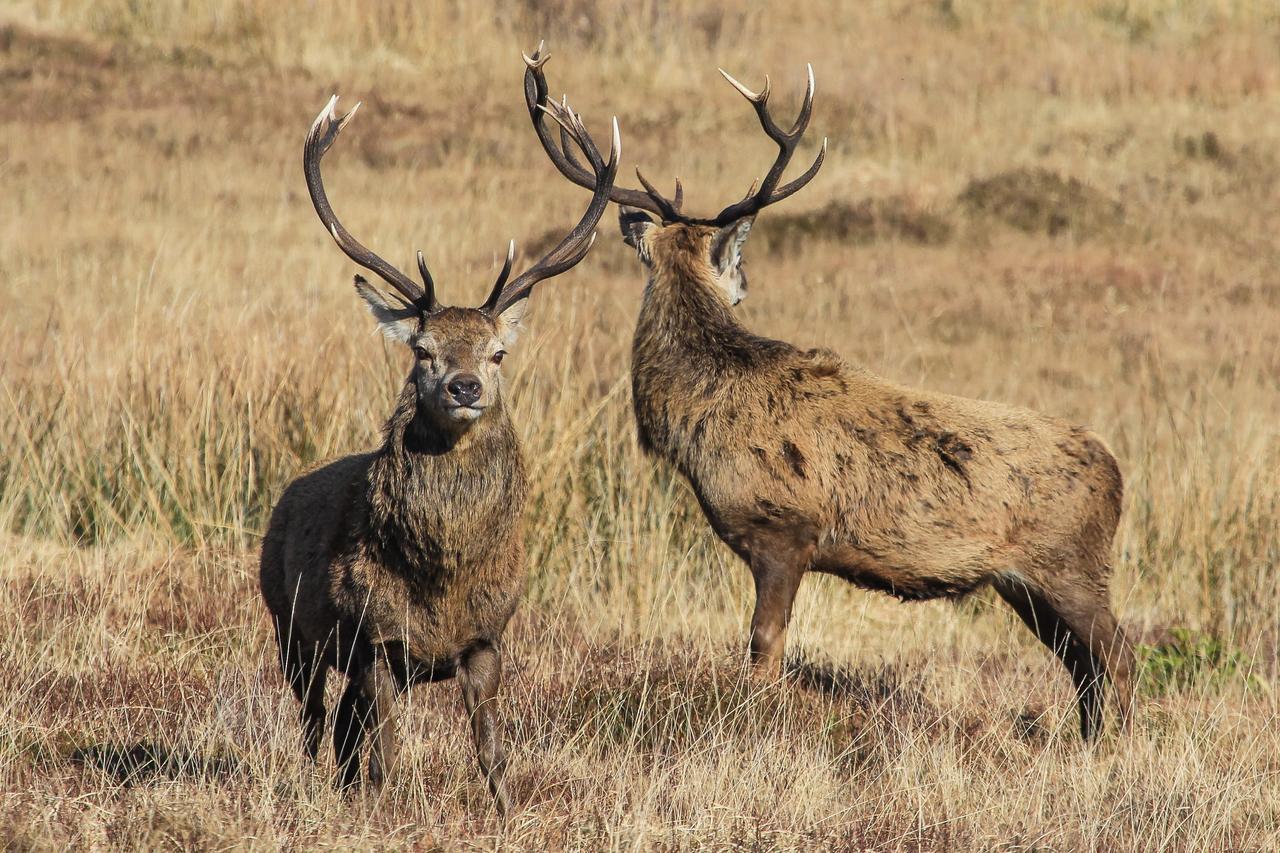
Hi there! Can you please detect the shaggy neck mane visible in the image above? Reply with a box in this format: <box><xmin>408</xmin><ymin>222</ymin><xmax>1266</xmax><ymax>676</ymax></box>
<box><xmin>631</xmin><ymin>227</ymin><xmax>798</xmax><ymax>465</ymax></box>
<box><xmin>364</xmin><ymin>381</ymin><xmax>522</xmax><ymax>576</ymax></box>
<box><xmin>638</xmin><ymin>227</ymin><xmax>791</xmax><ymax>371</ymax></box>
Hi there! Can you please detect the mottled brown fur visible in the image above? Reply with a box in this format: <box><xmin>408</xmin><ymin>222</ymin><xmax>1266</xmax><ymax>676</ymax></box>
<box><xmin>259</xmin><ymin>307</ymin><xmax>528</xmax><ymax>809</ymax></box>
<box><xmin>625</xmin><ymin>219</ymin><xmax>1134</xmax><ymax>741</ymax></box>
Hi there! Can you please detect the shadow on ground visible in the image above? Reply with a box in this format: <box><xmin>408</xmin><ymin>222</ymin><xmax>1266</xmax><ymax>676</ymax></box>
<box><xmin>69</xmin><ymin>742</ymin><xmax>241</xmax><ymax>786</ymax></box>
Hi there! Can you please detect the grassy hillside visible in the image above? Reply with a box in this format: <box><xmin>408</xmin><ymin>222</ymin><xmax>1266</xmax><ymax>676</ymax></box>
<box><xmin>1</xmin><ymin>1</ymin><xmax>1277</xmax><ymax>848</ymax></box>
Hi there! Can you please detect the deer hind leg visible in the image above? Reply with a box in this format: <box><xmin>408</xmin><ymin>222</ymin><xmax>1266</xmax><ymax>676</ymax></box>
<box><xmin>995</xmin><ymin>575</ymin><xmax>1126</xmax><ymax>742</ymax></box>
<box><xmin>746</xmin><ymin>536</ymin><xmax>814</xmax><ymax>678</ymax></box>
<box><xmin>274</xmin><ymin>621</ymin><xmax>328</xmax><ymax>761</ymax></box>
<box><xmin>458</xmin><ymin>641</ymin><xmax>512</xmax><ymax>817</ymax></box>
<box><xmin>1052</xmin><ymin>580</ymin><xmax>1135</xmax><ymax>736</ymax></box>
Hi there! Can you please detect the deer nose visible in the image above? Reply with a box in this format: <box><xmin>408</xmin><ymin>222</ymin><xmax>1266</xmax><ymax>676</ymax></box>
<box><xmin>447</xmin><ymin>374</ymin><xmax>482</xmax><ymax>406</ymax></box>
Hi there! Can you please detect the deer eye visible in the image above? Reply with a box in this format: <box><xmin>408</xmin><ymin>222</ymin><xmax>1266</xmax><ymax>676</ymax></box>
<box><xmin>413</xmin><ymin>346</ymin><xmax>433</xmax><ymax>362</ymax></box>
<box><xmin>492</xmin><ymin>350</ymin><xmax>506</xmax><ymax>365</ymax></box>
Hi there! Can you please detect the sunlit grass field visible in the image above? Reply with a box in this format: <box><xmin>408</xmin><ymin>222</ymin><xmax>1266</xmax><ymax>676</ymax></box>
<box><xmin>2</xmin><ymin>1</ymin><xmax>1278</xmax><ymax>848</ymax></box>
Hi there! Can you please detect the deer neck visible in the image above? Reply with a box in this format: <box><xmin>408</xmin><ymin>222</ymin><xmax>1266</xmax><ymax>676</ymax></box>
<box><xmin>630</xmin><ymin>256</ymin><xmax>788</xmax><ymax>462</ymax></box>
<box><xmin>365</xmin><ymin>380</ymin><xmax>525</xmax><ymax>572</ymax></box>
<box><xmin>635</xmin><ymin>256</ymin><xmax>747</xmax><ymax>363</ymax></box>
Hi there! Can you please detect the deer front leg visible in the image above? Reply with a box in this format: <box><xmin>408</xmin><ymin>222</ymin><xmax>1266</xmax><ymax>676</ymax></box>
<box><xmin>365</xmin><ymin>650</ymin><xmax>400</xmax><ymax>789</ymax></box>
<box><xmin>746</xmin><ymin>539</ymin><xmax>811</xmax><ymax>677</ymax></box>
<box><xmin>333</xmin><ymin>674</ymin><xmax>370</xmax><ymax>790</ymax></box>
<box><xmin>458</xmin><ymin>641</ymin><xmax>512</xmax><ymax>817</ymax></box>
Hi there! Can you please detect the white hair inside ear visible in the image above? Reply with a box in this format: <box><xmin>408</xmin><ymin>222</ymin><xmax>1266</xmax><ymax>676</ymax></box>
<box><xmin>711</xmin><ymin>217</ymin><xmax>754</xmax><ymax>275</ymax></box>
<box><xmin>619</xmin><ymin>207</ymin><xmax>657</xmax><ymax>266</ymax></box>
<box><xmin>494</xmin><ymin>296</ymin><xmax>528</xmax><ymax>347</ymax></box>
<box><xmin>353</xmin><ymin>276</ymin><xmax>419</xmax><ymax>343</ymax></box>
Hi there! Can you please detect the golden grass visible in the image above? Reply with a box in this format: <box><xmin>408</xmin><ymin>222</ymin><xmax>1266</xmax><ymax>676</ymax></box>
<box><xmin>2</xmin><ymin>1</ymin><xmax>1278</xmax><ymax>848</ymax></box>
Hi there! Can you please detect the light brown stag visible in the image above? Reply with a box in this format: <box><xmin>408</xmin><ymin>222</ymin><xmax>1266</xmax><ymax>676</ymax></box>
<box><xmin>260</xmin><ymin>86</ymin><xmax>619</xmax><ymax>811</ymax></box>
<box><xmin>524</xmin><ymin>51</ymin><xmax>1133</xmax><ymax>741</ymax></box>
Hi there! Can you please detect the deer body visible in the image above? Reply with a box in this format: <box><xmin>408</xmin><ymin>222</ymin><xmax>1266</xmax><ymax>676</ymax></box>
<box><xmin>261</xmin><ymin>384</ymin><xmax>526</xmax><ymax>675</ymax></box>
<box><xmin>262</xmin><ymin>77</ymin><xmax>619</xmax><ymax>811</ymax></box>
<box><xmin>261</xmin><ymin>373</ymin><xmax>528</xmax><ymax>797</ymax></box>
<box><xmin>627</xmin><ymin>221</ymin><xmax>1133</xmax><ymax>741</ymax></box>
<box><xmin>523</xmin><ymin>53</ymin><xmax>1133</xmax><ymax>740</ymax></box>
<box><xmin>631</xmin><ymin>236</ymin><xmax>1122</xmax><ymax>605</ymax></box>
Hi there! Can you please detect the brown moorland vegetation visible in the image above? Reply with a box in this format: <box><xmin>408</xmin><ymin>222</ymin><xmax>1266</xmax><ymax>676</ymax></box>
<box><xmin>1</xmin><ymin>1</ymin><xmax>1277</xmax><ymax>848</ymax></box>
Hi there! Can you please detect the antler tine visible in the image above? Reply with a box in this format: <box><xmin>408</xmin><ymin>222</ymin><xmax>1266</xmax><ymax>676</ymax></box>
<box><xmin>634</xmin><ymin>167</ymin><xmax>682</xmax><ymax>222</ymax></box>
<box><xmin>550</xmin><ymin>94</ymin><xmax>592</xmax><ymax>176</ymax></box>
<box><xmin>557</xmin><ymin>117</ymin><xmax>587</xmax><ymax>172</ymax></box>
<box><xmin>520</xmin><ymin>39</ymin><xmax>547</xmax><ymax>69</ymax></box>
<box><xmin>486</xmin><ymin>113</ymin><xmax>621</xmax><ymax>316</ymax></box>
<box><xmin>414</xmin><ymin>251</ymin><xmax>441</xmax><ymax>312</ymax></box>
<box><xmin>524</xmin><ymin>45</ymin><xmax>673</xmax><ymax>219</ymax></box>
<box><xmin>539</xmin><ymin>100</ymin><xmax>603</xmax><ymax>187</ymax></box>
<box><xmin>304</xmin><ymin>95</ymin><xmax>427</xmax><ymax>308</ymax></box>
<box><xmin>481</xmin><ymin>240</ymin><xmax>517</xmax><ymax>309</ymax></box>
<box><xmin>763</xmin><ymin>136</ymin><xmax>827</xmax><ymax>206</ymax></box>
<box><xmin>792</xmin><ymin>63</ymin><xmax>815</xmax><ymax>135</ymax></box>
<box><xmin>719</xmin><ymin>68</ymin><xmax>770</xmax><ymax>104</ymax></box>
<box><xmin>711</xmin><ymin>64</ymin><xmax>825</xmax><ymax>226</ymax></box>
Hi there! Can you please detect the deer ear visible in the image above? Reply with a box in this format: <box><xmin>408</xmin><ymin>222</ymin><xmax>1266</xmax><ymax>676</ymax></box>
<box><xmin>710</xmin><ymin>216</ymin><xmax>754</xmax><ymax>275</ymax></box>
<box><xmin>619</xmin><ymin>206</ymin><xmax>656</xmax><ymax>265</ymax></box>
<box><xmin>492</xmin><ymin>297</ymin><xmax>528</xmax><ymax>347</ymax></box>
<box><xmin>354</xmin><ymin>275</ymin><xmax>419</xmax><ymax>343</ymax></box>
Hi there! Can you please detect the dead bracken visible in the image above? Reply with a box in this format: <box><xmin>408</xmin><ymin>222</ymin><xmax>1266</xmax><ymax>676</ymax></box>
<box><xmin>762</xmin><ymin>197</ymin><xmax>954</xmax><ymax>252</ymax></box>
<box><xmin>958</xmin><ymin>167</ymin><xmax>1124</xmax><ymax>237</ymax></box>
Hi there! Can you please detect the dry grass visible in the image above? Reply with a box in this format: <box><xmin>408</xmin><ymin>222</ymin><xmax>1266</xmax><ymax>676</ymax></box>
<box><xmin>2</xmin><ymin>1</ymin><xmax>1278</xmax><ymax>848</ymax></box>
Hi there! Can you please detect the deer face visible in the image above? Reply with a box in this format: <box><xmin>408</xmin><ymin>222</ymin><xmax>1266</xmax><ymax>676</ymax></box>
<box><xmin>409</xmin><ymin>308</ymin><xmax>515</xmax><ymax>422</ymax></box>
<box><xmin>356</xmin><ymin>279</ymin><xmax>524</xmax><ymax>425</ymax></box>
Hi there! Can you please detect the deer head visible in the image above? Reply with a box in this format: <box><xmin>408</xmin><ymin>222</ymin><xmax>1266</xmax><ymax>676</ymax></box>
<box><xmin>304</xmin><ymin>91</ymin><xmax>619</xmax><ymax>429</ymax></box>
<box><xmin>523</xmin><ymin>45</ymin><xmax>824</xmax><ymax>306</ymax></box>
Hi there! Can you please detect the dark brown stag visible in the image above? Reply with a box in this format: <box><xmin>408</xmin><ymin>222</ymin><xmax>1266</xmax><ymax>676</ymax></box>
<box><xmin>525</xmin><ymin>51</ymin><xmax>1133</xmax><ymax>741</ymax></box>
<box><xmin>260</xmin><ymin>87</ymin><xmax>619</xmax><ymax>811</ymax></box>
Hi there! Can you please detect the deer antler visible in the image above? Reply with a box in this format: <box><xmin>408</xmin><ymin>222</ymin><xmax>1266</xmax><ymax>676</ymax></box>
<box><xmin>304</xmin><ymin>95</ymin><xmax>439</xmax><ymax>312</ymax></box>
<box><xmin>483</xmin><ymin>90</ymin><xmax>621</xmax><ymax>316</ymax></box>
<box><xmin>709</xmin><ymin>65</ymin><xmax>827</xmax><ymax>226</ymax></box>
<box><xmin>523</xmin><ymin>44</ymin><xmax>678</xmax><ymax>221</ymax></box>
<box><xmin>526</xmin><ymin>48</ymin><xmax>824</xmax><ymax>226</ymax></box>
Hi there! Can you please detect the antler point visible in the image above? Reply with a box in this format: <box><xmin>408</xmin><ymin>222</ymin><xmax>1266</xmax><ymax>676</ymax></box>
<box><xmin>523</xmin><ymin>41</ymin><xmax>549</xmax><ymax>68</ymax></box>
<box><xmin>720</xmin><ymin>68</ymin><xmax>767</xmax><ymax>102</ymax></box>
